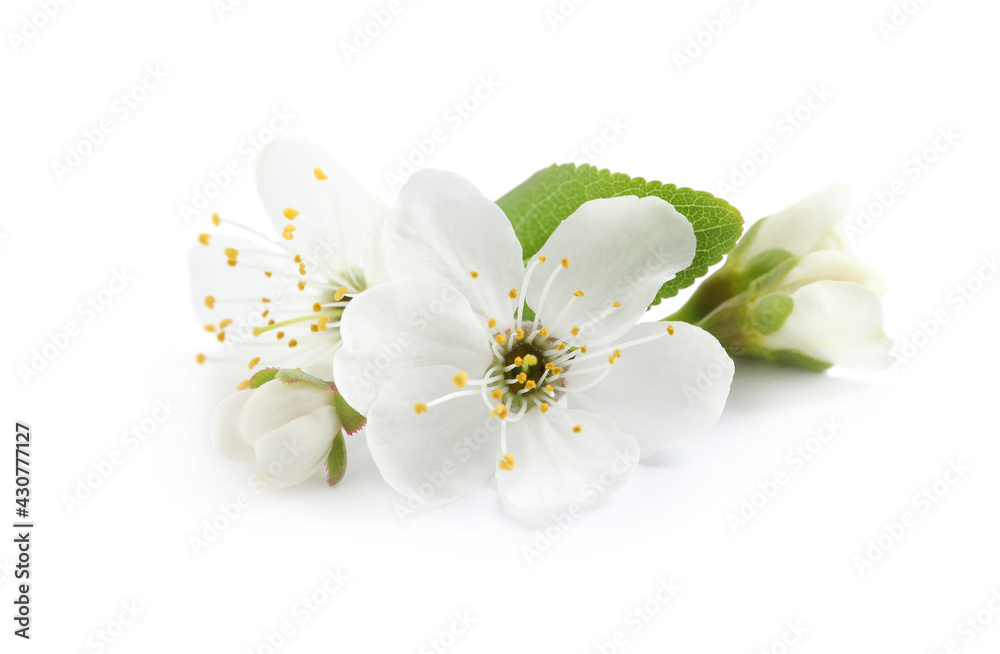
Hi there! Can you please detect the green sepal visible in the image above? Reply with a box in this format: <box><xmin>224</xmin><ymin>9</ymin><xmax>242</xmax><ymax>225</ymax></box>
<box><xmin>333</xmin><ymin>391</ymin><xmax>367</xmax><ymax>435</ymax></box>
<box><xmin>749</xmin><ymin>292</ymin><xmax>794</xmax><ymax>335</ymax></box>
<box><xmin>275</xmin><ymin>368</ymin><xmax>332</xmax><ymax>390</ymax></box>
<box><xmin>325</xmin><ymin>432</ymin><xmax>347</xmax><ymax>486</ymax></box>
<box><xmin>249</xmin><ymin>368</ymin><xmax>280</xmax><ymax>389</ymax></box>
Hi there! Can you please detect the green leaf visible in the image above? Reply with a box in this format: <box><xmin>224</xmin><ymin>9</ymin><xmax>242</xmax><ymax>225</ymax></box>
<box><xmin>325</xmin><ymin>432</ymin><xmax>347</xmax><ymax>486</ymax></box>
<box><xmin>333</xmin><ymin>392</ymin><xmax>367</xmax><ymax>435</ymax></box>
<box><xmin>496</xmin><ymin>164</ymin><xmax>744</xmax><ymax>306</ymax></box>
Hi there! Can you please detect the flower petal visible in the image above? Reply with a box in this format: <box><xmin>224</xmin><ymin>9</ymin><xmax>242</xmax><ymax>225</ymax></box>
<box><xmin>764</xmin><ymin>280</ymin><xmax>892</xmax><ymax>371</ymax></box>
<box><xmin>209</xmin><ymin>390</ymin><xmax>255</xmax><ymax>462</ymax></box>
<box><xmin>254</xmin><ymin>405</ymin><xmax>339</xmax><ymax>488</ymax></box>
<box><xmin>256</xmin><ymin>138</ymin><xmax>388</xmax><ymax>279</ymax></box>
<box><xmin>744</xmin><ymin>184</ymin><xmax>852</xmax><ymax>259</ymax></box>
<box><xmin>239</xmin><ymin>380</ymin><xmax>335</xmax><ymax>447</ymax></box>
<box><xmin>570</xmin><ymin>322</ymin><xmax>733</xmax><ymax>458</ymax></box>
<box><xmin>780</xmin><ymin>250</ymin><xmax>888</xmax><ymax>295</ymax></box>
<box><xmin>366</xmin><ymin>365</ymin><xmax>501</xmax><ymax>506</ymax></box>
<box><xmin>528</xmin><ymin>196</ymin><xmax>696</xmax><ymax>346</ymax></box>
<box><xmin>333</xmin><ymin>280</ymin><xmax>494</xmax><ymax>414</ymax></box>
<box><xmin>496</xmin><ymin>407</ymin><xmax>639</xmax><ymax>513</ymax></box>
<box><xmin>385</xmin><ymin>170</ymin><xmax>524</xmax><ymax>327</ymax></box>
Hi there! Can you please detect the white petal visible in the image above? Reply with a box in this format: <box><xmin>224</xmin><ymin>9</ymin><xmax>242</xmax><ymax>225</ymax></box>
<box><xmin>254</xmin><ymin>406</ymin><xmax>339</xmax><ymax>488</ymax></box>
<box><xmin>385</xmin><ymin>170</ymin><xmax>524</xmax><ymax>327</ymax></box>
<box><xmin>496</xmin><ymin>407</ymin><xmax>639</xmax><ymax>513</ymax></box>
<box><xmin>764</xmin><ymin>281</ymin><xmax>892</xmax><ymax>371</ymax></box>
<box><xmin>528</xmin><ymin>196</ymin><xmax>696</xmax><ymax>346</ymax></box>
<box><xmin>256</xmin><ymin>138</ymin><xmax>388</xmax><ymax>279</ymax></box>
<box><xmin>239</xmin><ymin>380</ymin><xmax>335</xmax><ymax>447</ymax></box>
<box><xmin>743</xmin><ymin>184</ymin><xmax>852</xmax><ymax>260</ymax></box>
<box><xmin>780</xmin><ymin>250</ymin><xmax>888</xmax><ymax>295</ymax></box>
<box><xmin>333</xmin><ymin>280</ymin><xmax>495</xmax><ymax>414</ymax></box>
<box><xmin>209</xmin><ymin>390</ymin><xmax>255</xmax><ymax>462</ymax></box>
<box><xmin>366</xmin><ymin>365</ymin><xmax>501</xmax><ymax>506</ymax></box>
<box><xmin>570</xmin><ymin>322</ymin><xmax>733</xmax><ymax>458</ymax></box>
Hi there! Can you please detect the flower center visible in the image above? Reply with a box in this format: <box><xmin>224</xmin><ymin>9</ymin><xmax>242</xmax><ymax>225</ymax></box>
<box><xmin>485</xmin><ymin>321</ymin><xmax>574</xmax><ymax>414</ymax></box>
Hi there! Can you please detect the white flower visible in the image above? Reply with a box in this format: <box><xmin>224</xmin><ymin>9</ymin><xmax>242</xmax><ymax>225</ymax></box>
<box><xmin>190</xmin><ymin>138</ymin><xmax>389</xmax><ymax>383</ymax></box>
<box><xmin>334</xmin><ymin>171</ymin><xmax>734</xmax><ymax>513</ymax></box>
<box><xmin>211</xmin><ymin>375</ymin><xmax>341</xmax><ymax>488</ymax></box>
<box><xmin>678</xmin><ymin>185</ymin><xmax>892</xmax><ymax>371</ymax></box>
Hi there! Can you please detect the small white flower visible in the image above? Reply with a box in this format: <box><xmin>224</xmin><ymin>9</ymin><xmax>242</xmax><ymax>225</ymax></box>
<box><xmin>190</xmin><ymin>138</ymin><xmax>389</xmax><ymax>381</ymax></box>
<box><xmin>211</xmin><ymin>375</ymin><xmax>341</xmax><ymax>488</ymax></box>
<box><xmin>334</xmin><ymin>171</ymin><xmax>734</xmax><ymax>513</ymax></box>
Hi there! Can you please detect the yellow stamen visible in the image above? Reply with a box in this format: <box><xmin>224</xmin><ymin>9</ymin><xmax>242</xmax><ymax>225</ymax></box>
<box><xmin>294</xmin><ymin>254</ymin><xmax>302</xmax><ymax>263</ymax></box>
<box><xmin>276</xmin><ymin>331</ymin><xmax>285</xmax><ymax>339</ymax></box>
<box><xmin>248</xmin><ymin>357</ymin><xmax>260</xmax><ymax>369</ymax></box>
<box><xmin>414</xmin><ymin>403</ymin><xmax>428</xmax><ymax>415</ymax></box>
<box><xmin>508</xmin><ymin>288</ymin><xmax>518</xmax><ymax>299</ymax></box>
<box><xmin>514</xmin><ymin>328</ymin><xmax>524</xmax><ymax>340</ymax></box>
<box><xmin>513</xmin><ymin>357</ymin><xmax>523</xmax><ymax>366</ymax></box>
<box><xmin>498</xmin><ymin>453</ymin><xmax>515</xmax><ymax>471</ymax></box>
<box><xmin>236</xmin><ymin>379</ymin><xmax>250</xmax><ymax>390</ymax></box>
<box><xmin>488</xmin><ymin>318</ymin><xmax>497</xmax><ymax>328</ymax></box>
<box><xmin>538</xmin><ymin>256</ymin><xmax>547</xmax><ymax>263</ymax></box>
<box><xmin>198</xmin><ymin>233</ymin><xmax>211</xmax><ymax>245</ymax></box>
<box><xmin>538</xmin><ymin>328</ymin><xmax>549</xmax><ymax>337</ymax></box>
<box><xmin>608</xmin><ymin>354</ymin><xmax>616</xmax><ymax>364</ymax></box>
<box><xmin>226</xmin><ymin>260</ymin><xmax>237</xmax><ymax>267</ymax></box>
<box><xmin>288</xmin><ymin>339</ymin><xmax>298</xmax><ymax>347</ymax></box>
<box><xmin>573</xmin><ymin>425</ymin><xmax>582</xmax><ymax>433</ymax></box>
<box><xmin>495</xmin><ymin>334</ymin><xmax>507</xmax><ymax>345</ymax></box>
<box><xmin>667</xmin><ymin>324</ymin><xmax>675</xmax><ymax>335</ymax></box>
<box><xmin>297</xmin><ymin>281</ymin><xmax>306</xmax><ymax>291</ymax></box>
<box><xmin>612</xmin><ymin>301</ymin><xmax>622</xmax><ymax>308</ymax></box>
<box><xmin>314</xmin><ymin>167</ymin><xmax>328</xmax><ymax>180</ymax></box>
<box><xmin>516</xmin><ymin>372</ymin><xmax>527</xmax><ymax>384</ymax></box>
<box><xmin>571</xmin><ymin>326</ymin><xmax>580</xmax><ymax>336</ymax></box>
<box><xmin>452</xmin><ymin>371</ymin><xmax>468</xmax><ymax>389</ymax></box>
<box><xmin>195</xmin><ymin>353</ymin><xmax>206</xmax><ymax>365</ymax></box>
<box><xmin>334</xmin><ymin>286</ymin><xmax>348</xmax><ymax>301</ymax></box>
<box><xmin>219</xmin><ymin>319</ymin><xmax>232</xmax><ymax>329</ymax></box>
<box><xmin>224</xmin><ymin>247</ymin><xmax>239</xmax><ymax>261</ymax></box>
<box><xmin>216</xmin><ymin>332</ymin><xmax>225</xmax><ymax>342</ymax></box>
<box><xmin>203</xmin><ymin>324</ymin><xmax>216</xmax><ymax>332</ymax></box>
<box><xmin>539</xmin><ymin>403</ymin><xmax>550</xmax><ymax>413</ymax></box>
<box><xmin>283</xmin><ymin>208</ymin><xmax>299</xmax><ymax>220</ymax></box>
<box><xmin>561</xmin><ymin>258</ymin><xmax>570</xmax><ymax>268</ymax></box>
<box><xmin>556</xmin><ymin>343</ymin><xmax>567</xmax><ymax>351</ymax></box>
<box><xmin>204</xmin><ymin>296</ymin><xmax>215</xmax><ymax>309</ymax></box>
<box><xmin>264</xmin><ymin>271</ymin><xmax>272</xmax><ymax>278</ymax></box>
<box><xmin>574</xmin><ymin>290</ymin><xmax>584</xmax><ymax>297</ymax></box>
<box><xmin>524</xmin><ymin>380</ymin><xmax>536</xmax><ymax>390</ymax></box>
<box><xmin>317</xmin><ymin>316</ymin><xmax>330</xmax><ymax>331</ymax></box>
<box><xmin>298</xmin><ymin>264</ymin><xmax>306</xmax><ymax>275</ymax></box>
<box><xmin>313</xmin><ymin>302</ymin><xmax>322</xmax><ymax>312</ymax></box>
<box><xmin>212</xmin><ymin>213</ymin><xmax>220</xmax><ymax>226</ymax></box>
<box><xmin>470</xmin><ymin>270</ymin><xmax>479</xmax><ymax>279</ymax></box>
<box><xmin>492</xmin><ymin>404</ymin><xmax>510</xmax><ymax>419</ymax></box>
<box><xmin>492</xmin><ymin>389</ymin><xmax>503</xmax><ymax>400</ymax></box>
<box><xmin>613</xmin><ymin>349</ymin><xmax>621</xmax><ymax>359</ymax></box>
<box><xmin>544</xmin><ymin>385</ymin><xmax>554</xmax><ymax>394</ymax></box>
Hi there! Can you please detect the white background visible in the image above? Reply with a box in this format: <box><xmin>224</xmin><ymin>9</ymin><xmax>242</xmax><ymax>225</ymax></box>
<box><xmin>3</xmin><ymin>0</ymin><xmax>999</xmax><ymax>652</ymax></box>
